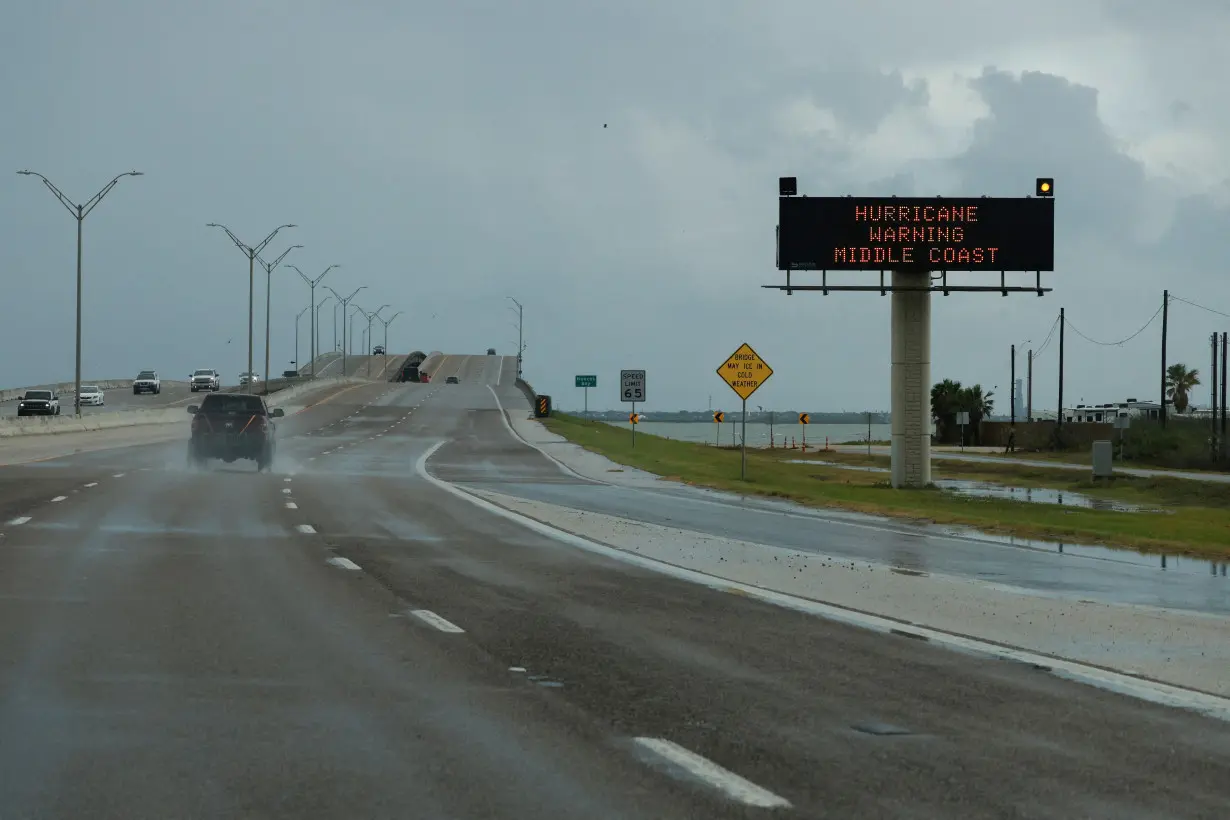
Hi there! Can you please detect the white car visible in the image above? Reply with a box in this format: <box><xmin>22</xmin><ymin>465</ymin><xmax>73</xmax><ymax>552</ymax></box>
<box><xmin>78</xmin><ymin>385</ymin><xmax>105</xmax><ymax>406</ymax></box>
<box><xmin>190</xmin><ymin>369</ymin><xmax>221</xmax><ymax>392</ymax></box>
<box><xmin>239</xmin><ymin>372</ymin><xmax>261</xmax><ymax>386</ymax></box>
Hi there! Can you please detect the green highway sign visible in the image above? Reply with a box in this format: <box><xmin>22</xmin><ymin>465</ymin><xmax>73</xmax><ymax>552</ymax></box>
<box><xmin>575</xmin><ymin>375</ymin><xmax>597</xmax><ymax>388</ymax></box>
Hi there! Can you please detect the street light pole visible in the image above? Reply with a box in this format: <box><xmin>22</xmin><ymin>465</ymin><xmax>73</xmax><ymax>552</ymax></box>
<box><xmin>295</xmin><ymin>305</ymin><xmax>311</xmax><ymax>373</ymax></box>
<box><xmin>256</xmin><ymin>244</ymin><xmax>302</xmax><ymax>393</ymax></box>
<box><xmin>359</xmin><ymin>304</ymin><xmax>389</xmax><ymax>377</ymax></box>
<box><xmin>507</xmin><ymin>297</ymin><xmax>524</xmax><ymax>379</ymax></box>
<box><xmin>287</xmin><ymin>264</ymin><xmax>339</xmax><ymax>379</ymax></box>
<box><xmin>315</xmin><ymin>295</ymin><xmax>332</xmax><ymax>366</ymax></box>
<box><xmin>17</xmin><ymin>169</ymin><xmax>143</xmax><ymax>417</ymax></box>
<box><xmin>327</xmin><ymin>285</ymin><xmax>366</xmax><ymax>379</ymax></box>
<box><xmin>206</xmin><ymin>222</ymin><xmax>296</xmax><ymax>387</ymax></box>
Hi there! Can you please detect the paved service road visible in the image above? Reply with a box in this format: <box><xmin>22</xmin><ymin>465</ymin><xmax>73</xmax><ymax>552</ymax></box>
<box><xmin>1</xmin><ymin>355</ymin><xmax>1227</xmax><ymax>818</ymax></box>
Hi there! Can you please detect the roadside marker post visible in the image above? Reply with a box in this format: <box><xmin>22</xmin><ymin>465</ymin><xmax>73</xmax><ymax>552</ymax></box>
<box><xmin>620</xmin><ymin>370</ymin><xmax>646</xmax><ymax>448</ymax></box>
<box><xmin>716</xmin><ymin>343</ymin><xmax>774</xmax><ymax>480</ymax></box>
<box><xmin>799</xmin><ymin>412</ymin><xmax>809</xmax><ymax>450</ymax></box>
<box><xmin>713</xmin><ymin>410</ymin><xmax>724</xmax><ymax>446</ymax></box>
<box><xmin>575</xmin><ymin>374</ymin><xmax>597</xmax><ymax>416</ymax></box>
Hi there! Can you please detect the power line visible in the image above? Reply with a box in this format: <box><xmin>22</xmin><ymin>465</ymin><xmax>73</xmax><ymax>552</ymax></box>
<box><xmin>1066</xmin><ymin>303</ymin><xmax>1164</xmax><ymax>347</ymax></box>
<box><xmin>1033</xmin><ymin>313</ymin><xmax>1062</xmax><ymax>358</ymax></box>
<box><xmin>1170</xmin><ymin>293</ymin><xmax>1230</xmax><ymax>321</ymax></box>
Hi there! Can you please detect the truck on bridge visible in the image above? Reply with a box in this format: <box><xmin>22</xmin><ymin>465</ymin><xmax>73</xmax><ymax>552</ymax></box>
<box><xmin>397</xmin><ymin>351</ymin><xmax>427</xmax><ymax>382</ymax></box>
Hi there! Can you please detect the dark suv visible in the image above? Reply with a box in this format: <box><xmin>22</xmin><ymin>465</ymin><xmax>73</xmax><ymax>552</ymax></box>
<box><xmin>187</xmin><ymin>393</ymin><xmax>283</xmax><ymax>471</ymax></box>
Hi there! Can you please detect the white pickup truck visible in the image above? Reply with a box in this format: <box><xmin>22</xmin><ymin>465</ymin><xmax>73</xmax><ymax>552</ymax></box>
<box><xmin>133</xmin><ymin>370</ymin><xmax>161</xmax><ymax>395</ymax></box>
<box><xmin>190</xmin><ymin>369</ymin><xmax>221</xmax><ymax>392</ymax></box>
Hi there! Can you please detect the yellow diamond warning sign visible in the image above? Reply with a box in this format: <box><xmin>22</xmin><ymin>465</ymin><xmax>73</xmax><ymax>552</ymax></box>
<box><xmin>717</xmin><ymin>342</ymin><xmax>773</xmax><ymax>401</ymax></box>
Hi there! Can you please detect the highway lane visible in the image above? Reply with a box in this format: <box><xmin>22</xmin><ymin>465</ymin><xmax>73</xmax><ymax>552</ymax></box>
<box><xmin>2</xmin><ymin>356</ymin><xmax>1228</xmax><ymax>817</ymax></box>
<box><xmin>0</xmin><ymin>376</ymin><xmax>724</xmax><ymax>818</ymax></box>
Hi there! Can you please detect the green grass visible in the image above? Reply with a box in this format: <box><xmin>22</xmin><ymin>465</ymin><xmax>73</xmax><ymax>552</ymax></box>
<box><xmin>543</xmin><ymin>413</ymin><xmax>1230</xmax><ymax>558</ymax></box>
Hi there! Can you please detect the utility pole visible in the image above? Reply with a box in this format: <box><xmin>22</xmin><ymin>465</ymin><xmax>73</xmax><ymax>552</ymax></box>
<box><xmin>327</xmin><ymin>286</ymin><xmax>366</xmax><ymax>379</ymax></box>
<box><xmin>1215</xmin><ymin>334</ymin><xmax>1225</xmax><ymax>462</ymax></box>
<box><xmin>288</xmin><ymin>264</ymin><xmax>339</xmax><ymax>378</ymax></box>
<box><xmin>1212</xmin><ymin>333</ymin><xmax>1220</xmax><ymax>462</ymax></box>
<box><xmin>17</xmin><ymin>169</ymin><xmax>143</xmax><ymax>417</ymax></box>
<box><xmin>1057</xmin><ymin>308</ymin><xmax>1065</xmax><ymax>430</ymax></box>
<box><xmin>1011</xmin><ymin>343</ymin><xmax>1016</xmax><ymax>425</ymax></box>
<box><xmin>256</xmin><ymin>244</ymin><xmax>302</xmax><ymax>394</ymax></box>
<box><xmin>1160</xmin><ymin>290</ymin><xmax>1169</xmax><ymax>427</ymax></box>
<box><xmin>206</xmin><ymin>222</ymin><xmax>297</xmax><ymax>388</ymax></box>
<box><xmin>1026</xmin><ymin>348</ymin><xmax>1033</xmax><ymax>422</ymax></box>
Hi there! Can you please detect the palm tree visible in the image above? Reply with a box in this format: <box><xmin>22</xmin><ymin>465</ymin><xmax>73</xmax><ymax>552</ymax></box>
<box><xmin>931</xmin><ymin>379</ymin><xmax>963</xmax><ymax>441</ymax></box>
<box><xmin>960</xmin><ymin>384</ymin><xmax>994</xmax><ymax>444</ymax></box>
<box><xmin>1166</xmin><ymin>363</ymin><xmax>1200</xmax><ymax>413</ymax></box>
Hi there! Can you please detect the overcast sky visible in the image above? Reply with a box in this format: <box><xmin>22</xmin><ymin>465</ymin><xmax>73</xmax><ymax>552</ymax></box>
<box><xmin>1</xmin><ymin>0</ymin><xmax>1227</xmax><ymax>412</ymax></box>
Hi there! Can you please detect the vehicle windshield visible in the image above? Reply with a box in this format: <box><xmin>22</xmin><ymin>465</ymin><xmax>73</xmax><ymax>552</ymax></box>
<box><xmin>82</xmin><ymin>385</ymin><xmax>100</xmax><ymax>392</ymax></box>
<box><xmin>193</xmin><ymin>370</ymin><xmax>214</xmax><ymax>376</ymax></box>
<box><xmin>200</xmin><ymin>394</ymin><xmax>266</xmax><ymax>414</ymax></box>
<box><xmin>25</xmin><ymin>390</ymin><xmax>51</xmax><ymax>400</ymax></box>
<box><xmin>138</xmin><ymin>371</ymin><xmax>156</xmax><ymax>378</ymax></box>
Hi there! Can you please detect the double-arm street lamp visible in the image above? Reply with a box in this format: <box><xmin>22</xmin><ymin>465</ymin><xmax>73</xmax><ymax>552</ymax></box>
<box><xmin>17</xmin><ymin>169</ymin><xmax>143</xmax><ymax>416</ymax></box>
<box><xmin>354</xmin><ymin>304</ymin><xmax>389</xmax><ymax>377</ymax></box>
<box><xmin>377</xmin><ymin>311</ymin><xmax>403</xmax><ymax>357</ymax></box>
<box><xmin>294</xmin><ymin>305</ymin><xmax>311</xmax><ymax>374</ymax></box>
<box><xmin>206</xmin><ymin>222</ymin><xmax>296</xmax><ymax>386</ymax></box>
<box><xmin>287</xmin><ymin>264</ymin><xmax>339</xmax><ymax>378</ymax></box>
<box><xmin>327</xmin><ymin>285</ymin><xmax>366</xmax><ymax>378</ymax></box>
<box><xmin>256</xmin><ymin>244</ymin><xmax>302</xmax><ymax>393</ymax></box>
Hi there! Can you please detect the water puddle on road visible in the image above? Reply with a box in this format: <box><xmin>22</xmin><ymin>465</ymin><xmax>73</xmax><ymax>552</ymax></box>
<box><xmin>933</xmin><ymin>479</ymin><xmax>1162</xmax><ymax>513</ymax></box>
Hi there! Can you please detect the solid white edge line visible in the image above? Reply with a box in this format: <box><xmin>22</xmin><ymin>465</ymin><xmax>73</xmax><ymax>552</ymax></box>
<box><xmin>410</xmin><ymin>609</ymin><xmax>465</xmax><ymax>633</ymax></box>
<box><xmin>487</xmin><ymin>385</ymin><xmax>594</xmax><ymax>482</ymax></box>
<box><xmin>328</xmin><ymin>556</ymin><xmax>361</xmax><ymax>571</ymax></box>
<box><xmin>633</xmin><ymin>737</ymin><xmax>791</xmax><ymax>809</ymax></box>
<box><xmin>414</xmin><ymin>439</ymin><xmax>1230</xmax><ymax>723</ymax></box>
<box><xmin>7</xmin><ymin>516</ymin><xmax>31</xmax><ymax>526</ymax></box>
<box><xmin>296</xmin><ymin>524</ymin><xmax>316</xmax><ymax>534</ymax></box>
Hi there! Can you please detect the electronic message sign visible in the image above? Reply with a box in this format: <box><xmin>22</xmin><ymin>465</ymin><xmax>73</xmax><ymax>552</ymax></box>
<box><xmin>777</xmin><ymin>196</ymin><xmax>1054</xmax><ymax>272</ymax></box>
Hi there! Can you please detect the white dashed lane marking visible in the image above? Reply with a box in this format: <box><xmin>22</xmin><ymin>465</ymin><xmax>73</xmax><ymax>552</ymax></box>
<box><xmin>409</xmin><ymin>610</ymin><xmax>465</xmax><ymax>633</ymax></box>
<box><xmin>113</xmin><ymin>473</ymin><xmax>125</xmax><ymax>478</ymax></box>
<box><xmin>285</xmin><ymin>502</ymin><xmax>298</xmax><ymax>510</ymax></box>
<box><xmin>296</xmin><ymin>524</ymin><xmax>316</xmax><ymax>534</ymax></box>
<box><xmin>50</xmin><ymin>496</ymin><xmax>67</xmax><ymax>503</ymax></box>
<box><xmin>7</xmin><ymin>517</ymin><xmax>31</xmax><ymax>526</ymax></box>
<box><xmin>282</xmin><ymin>488</ymin><xmax>292</xmax><ymax>494</ymax></box>
<box><xmin>84</xmin><ymin>482</ymin><xmax>97</xmax><ymax>488</ymax></box>
<box><xmin>327</xmin><ymin>556</ymin><xmax>361</xmax><ymax>571</ymax></box>
<box><xmin>633</xmin><ymin>738</ymin><xmax>792</xmax><ymax>809</ymax></box>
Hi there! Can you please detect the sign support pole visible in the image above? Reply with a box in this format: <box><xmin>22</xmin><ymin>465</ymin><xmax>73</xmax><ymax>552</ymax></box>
<box><xmin>890</xmin><ymin>270</ymin><xmax>932</xmax><ymax>487</ymax></box>
<box><xmin>631</xmin><ymin>401</ymin><xmax>636</xmax><ymax>448</ymax></box>
<box><xmin>740</xmin><ymin>398</ymin><xmax>748</xmax><ymax>480</ymax></box>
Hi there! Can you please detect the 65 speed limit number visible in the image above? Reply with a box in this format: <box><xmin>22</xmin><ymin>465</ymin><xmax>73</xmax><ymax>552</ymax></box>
<box><xmin>620</xmin><ymin>370</ymin><xmax>646</xmax><ymax>403</ymax></box>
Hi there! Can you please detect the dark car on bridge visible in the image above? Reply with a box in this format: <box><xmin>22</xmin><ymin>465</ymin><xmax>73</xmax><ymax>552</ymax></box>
<box><xmin>187</xmin><ymin>392</ymin><xmax>283</xmax><ymax>471</ymax></box>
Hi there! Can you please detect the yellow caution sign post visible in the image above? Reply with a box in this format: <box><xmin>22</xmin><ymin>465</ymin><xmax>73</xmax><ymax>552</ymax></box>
<box><xmin>716</xmin><ymin>342</ymin><xmax>774</xmax><ymax>479</ymax></box>
<box><xmin>713</xmin><ymin>410</ymin><xmax>724</xmax><ymax>446</ymax></box>
<box><xmin>799</xmin><ymin>412</ymin><xmax>809</xmax><ymax>449</ymax></box>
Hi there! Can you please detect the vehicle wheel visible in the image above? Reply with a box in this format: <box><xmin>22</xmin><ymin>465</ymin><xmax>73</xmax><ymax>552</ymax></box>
<box><xmin>55</xmin><ymin>407</ymin><xmax>61</xmax><ymax>416</ymax></box>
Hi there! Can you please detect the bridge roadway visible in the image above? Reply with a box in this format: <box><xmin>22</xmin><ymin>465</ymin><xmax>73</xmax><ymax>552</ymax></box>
<box><xmin>0</xmin><ymin>355</ymin><xmax>1226</xmax><ymax>818</ymax></box>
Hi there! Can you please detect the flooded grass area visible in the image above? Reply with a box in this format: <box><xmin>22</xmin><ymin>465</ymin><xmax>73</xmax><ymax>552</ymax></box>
<box><xmin>543</xmin><ymin>413</ymin><xmax>1230</xmax><ymax>559</ymax></box>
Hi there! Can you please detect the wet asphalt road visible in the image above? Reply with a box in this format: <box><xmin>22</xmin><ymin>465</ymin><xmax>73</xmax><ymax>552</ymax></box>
<box><xmin>0</xmin><ymin>355</ymin><xmax>1228</xmax><ymax>818</ymax></box>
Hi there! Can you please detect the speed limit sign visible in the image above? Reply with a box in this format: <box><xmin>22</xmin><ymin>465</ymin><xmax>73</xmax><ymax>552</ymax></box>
<box><xmin>620</xmin><ymin>370</ymin><xmax>646</xmax><ymax>403</ymax></box>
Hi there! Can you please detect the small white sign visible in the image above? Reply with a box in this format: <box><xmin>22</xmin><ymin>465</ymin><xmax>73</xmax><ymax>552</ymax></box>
<box><xmin>956</xmin><ymin>411</ymin><xmax>970</xmax><ymax>425</ymax></box>
<box><xmin>620</xmin><ymin>370</ymin><xmax>646</xmax><ymax>403</ymax></box>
